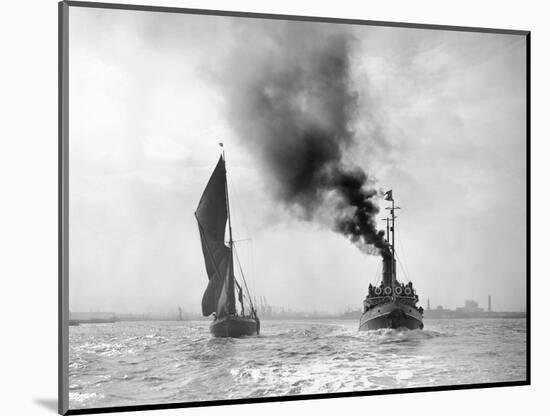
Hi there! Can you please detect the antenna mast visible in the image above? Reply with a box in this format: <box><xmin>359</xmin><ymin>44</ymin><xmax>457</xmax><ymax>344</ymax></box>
<box><xmin>385</xmin><ymin>192</ymin><xmax>400</xmax><ymax>290</ymax></box>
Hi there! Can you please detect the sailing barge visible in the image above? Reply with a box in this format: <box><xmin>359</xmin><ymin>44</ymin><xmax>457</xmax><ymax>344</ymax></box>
<box><xmin>195</xmin><ymin>150</ymin><xmax>260</xmax><ymax>337</ymax></box>
<box><xmin>359</xmin><ymin>192</ymin><xmax>424</xmax><ymax>330</ymax></box>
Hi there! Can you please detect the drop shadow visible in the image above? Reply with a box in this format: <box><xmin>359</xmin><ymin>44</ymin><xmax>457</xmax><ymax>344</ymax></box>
<box><xmin>34</xmin><ymin>398</ymin><xmax>58</xmax><ymax>413</ymax></box>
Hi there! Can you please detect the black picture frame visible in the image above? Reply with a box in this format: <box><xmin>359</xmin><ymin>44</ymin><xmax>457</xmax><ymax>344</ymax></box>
<box><xmin>59</xmin><ymin>1</ymin><xmax>531</xmax><ymax>414</ymax></box>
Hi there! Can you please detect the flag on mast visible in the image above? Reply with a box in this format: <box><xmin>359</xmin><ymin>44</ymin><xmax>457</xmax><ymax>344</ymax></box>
<box><xmin>384</xmin><ymin>190</ymin><xmax>393</xmax><ymax>201</ymax></box>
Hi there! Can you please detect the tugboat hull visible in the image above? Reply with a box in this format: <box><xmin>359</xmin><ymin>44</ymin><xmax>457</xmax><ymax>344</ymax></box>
<box><xmin>210</xmin><ymin>315</ymin><xmax>259</xmax><ymax>337</ymax></box>
<box><xmin>359</xmin><ymin>300</ymin><xmax>423</xmax><ymax>331</ymax></box>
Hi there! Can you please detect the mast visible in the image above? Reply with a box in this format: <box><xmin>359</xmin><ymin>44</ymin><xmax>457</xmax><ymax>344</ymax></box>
<box><xmin>216</xmin><ymin>143</ymin><xmax>255</xmax><ymax>318</ymax></box>
<box><xmin>385</xmin><ymin>191</ymin><xmax>400</xmax><ymax>290</ymax></box>
<box><xmin>221</xmin><ymin>146</ymin><xmax>234</xmax><ymax>246</ymax></box>
<box><xmin>221</xmin><ymin>144</ymin><xmax>241</xmax><ymax>315</ymax></box>
<box><xmin>382</xmin><ymin>218</ymin><xmax>390</xmax><ymax>244</ymax></box>
<box><xmin>391</xmin><ymin>199</ymin><xmax>395</xmax><ymax>288</ymax></box>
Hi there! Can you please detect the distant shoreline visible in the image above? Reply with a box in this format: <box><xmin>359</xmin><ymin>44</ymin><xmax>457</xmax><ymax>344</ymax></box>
<box><xmin>68</xmin><ymin>313</ymin><xmax>526</xmax><ymax>325</ymax></box>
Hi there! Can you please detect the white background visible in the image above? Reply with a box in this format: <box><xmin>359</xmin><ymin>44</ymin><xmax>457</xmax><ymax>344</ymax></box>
<box><xmin>0</xmin><ymin>0</ymin><xmax>546</xmax><ymax>415</ymax></box>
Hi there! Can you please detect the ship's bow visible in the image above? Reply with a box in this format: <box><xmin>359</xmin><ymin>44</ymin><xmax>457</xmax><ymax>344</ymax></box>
<box><xmin>359</xmin><ymin>299</ymin><xmax>423</xmax><ymax>331</ymax></box>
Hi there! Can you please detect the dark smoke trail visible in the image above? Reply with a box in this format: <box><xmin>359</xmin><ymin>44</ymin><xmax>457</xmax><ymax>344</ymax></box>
<box><xmin>220</xmin><ymin>22</ymin><xmax>389</xmax><ymax>256</ymax></box>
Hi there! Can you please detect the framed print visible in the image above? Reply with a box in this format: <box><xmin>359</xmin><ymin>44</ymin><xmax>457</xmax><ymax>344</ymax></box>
<box><xmin>59</xmin><ymin>1</ymin><xmax>530</xmax><ymax>414</ymax></box>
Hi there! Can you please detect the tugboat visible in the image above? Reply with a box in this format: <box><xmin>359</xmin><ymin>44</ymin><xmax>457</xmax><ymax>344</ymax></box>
<box><xmin>359</xmin><ymin>191</ymin><xmax>424</xmax><ymax>330</ymax></box>
<box><xmin>195</xmin><ymin>145</ymin><xmax>260</xmax><ymax>337</ymax></box>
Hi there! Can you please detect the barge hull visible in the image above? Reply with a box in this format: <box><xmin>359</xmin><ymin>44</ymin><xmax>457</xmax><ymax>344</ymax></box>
<box><xmin>210</xmin><ymin>315</ymin><xmax>259</xmax><ymax>337</ymax></box>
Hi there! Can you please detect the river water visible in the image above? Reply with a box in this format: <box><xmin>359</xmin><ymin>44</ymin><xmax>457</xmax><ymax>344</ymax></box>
<box><xmin>68</xmin><ymin>318</ymin><xmax>527</xmax><ymax>410</ymax></box>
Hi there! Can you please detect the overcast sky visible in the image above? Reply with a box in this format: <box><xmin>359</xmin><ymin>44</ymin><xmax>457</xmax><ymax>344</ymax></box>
<box><xmin>68</xmin><ymin>6</ymin><xmax>526</xmax><ymax>314</ymax></box>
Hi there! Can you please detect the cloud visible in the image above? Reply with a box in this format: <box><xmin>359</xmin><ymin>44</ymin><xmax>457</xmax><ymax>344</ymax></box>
<box><xmin>68</xmin><ymin>8</ymin><xmax>527</xmax><ymax>314</ymax></box>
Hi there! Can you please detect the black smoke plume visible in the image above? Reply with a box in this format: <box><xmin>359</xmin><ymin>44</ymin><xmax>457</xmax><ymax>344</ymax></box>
<box><xmin>220</xmin><ymin>23</ymin><xmax>389</xmax><ymax>256</ymax></box>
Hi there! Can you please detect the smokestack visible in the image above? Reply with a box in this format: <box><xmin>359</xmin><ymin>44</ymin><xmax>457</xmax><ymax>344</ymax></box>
<box><xmin>218</xmin><ymin>23</ymin><xmax>389</xmax><ymax>257</ymax></box>
<box><xmin>382</xmin><ymin>253</ymin><xmax>395</xmax><ymax>286</ymax></box>
<box><xmin>488</xmin><ymin>295</ymin><xmax>492</xmax><ymax>313</ymax></box>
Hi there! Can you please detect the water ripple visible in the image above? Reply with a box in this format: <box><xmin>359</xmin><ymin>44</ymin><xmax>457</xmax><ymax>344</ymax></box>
<box><xmin>69</xmin><ymin>319</ymin><xmax>527</xmax><ymax>409</ymax></box>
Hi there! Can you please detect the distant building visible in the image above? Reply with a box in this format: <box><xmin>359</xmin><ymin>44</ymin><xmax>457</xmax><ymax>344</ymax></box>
<box><xmin>456</xmin><ymin>299</ymin><xmax>484</xmax><ymax>314</ymax></box>
<box><xmin>412</xmin><ymin>295</ymin><xmax>525</xmax><ymax>320</ymax></box>
<box><xmin>423</xmin><ymin>304</ymin><xmax>454</xmax><ymax>318</ymax></box>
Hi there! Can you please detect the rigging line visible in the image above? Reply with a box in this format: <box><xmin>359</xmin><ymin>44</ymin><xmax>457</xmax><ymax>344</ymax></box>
<box><xmin>227</xmin><ymin>171</ymin><xmax>251</xmax><ymax>241</ymax></box>
<box><xmin>373</xmin><ymin>259</ymin><xmax>382</xmax><ymax>286</ymax></box>
<box><xmin>394</xmin><ymin>251</ymin><xmax>411</xmax><ymax>282</ymax></box>
<box><xmin>395</xmin><ymin>232</ymin><xmax>413</xmax><ymax>282</ymax></box>
<box><xmin>234</xmin><ymin>280</ymin><xmax>246</xmax><ymax>315</ymax></box>
<box><xmin>227</xmin><ymin>171</ymin><xmax>256</xmax><ymax>297</ymax></box>
<box><xmin>233</xmin><ymin>245</ymin><xmax>256</xmax><ymax>313</ymax></box>
<box><xmin>232</xmin><ymin>269</ymin><xmax>247</xmax><ymax>308</ymax></box>
<box><xmin>374</xmin><ymin>263</ymin><xmax>382</xmax><ymax>286</ymax></box>
<box><xmin>394</xmin><ymin>209</ymin><xmax>413</xmax><ymax>280</ymax></box>
<box><xmin>250</xmin><ymin>235</ymin><xmax>256</xmax><ymax>303</ymax></box>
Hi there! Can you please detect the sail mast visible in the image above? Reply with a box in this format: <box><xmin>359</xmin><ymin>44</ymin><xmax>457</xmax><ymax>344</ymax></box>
<box><xmin>221</xmin><ymin>146</ymin><xmax>234</xmax><ymax>246</ymax></box>
<box><xmin>391</xmin><ymin>199</ymin><xmax>396</xmax><ymax>289</ymax></box>
<box><xmin>221</xmin><ymin>144</ymin><xmax>238</xmax><ymax>315</ymax></box>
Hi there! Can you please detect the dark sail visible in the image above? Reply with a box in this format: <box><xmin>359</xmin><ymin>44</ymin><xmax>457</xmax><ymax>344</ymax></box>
<box><xmin>195</xmin><ymin>156</ymin><xmax>236</xmax><ymax>317</ymax></box>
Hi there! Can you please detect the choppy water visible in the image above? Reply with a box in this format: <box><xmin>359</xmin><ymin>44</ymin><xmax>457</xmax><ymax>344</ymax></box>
<box><xmin>69</xmin><ymin>319</ymin><xmax>527</xmax><ymax>410</ymax></box>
